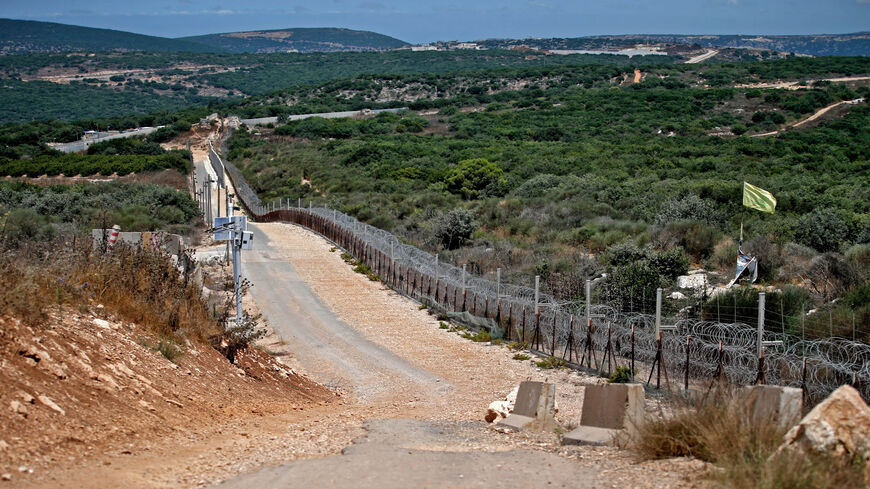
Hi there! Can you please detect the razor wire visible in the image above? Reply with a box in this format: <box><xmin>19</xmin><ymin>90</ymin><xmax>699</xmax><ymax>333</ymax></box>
<box><xmin>218</xmin><ymin>152</ymin><xmax>870</xmax><ymax>405</ymax></box>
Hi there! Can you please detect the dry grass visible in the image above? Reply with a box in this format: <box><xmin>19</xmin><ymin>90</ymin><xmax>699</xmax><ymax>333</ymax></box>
<box><xmin>0</xmin><ymin>235</ymin><xmax>219</xmax><ymax>344</ymax></box>
<box><xmin>635</xmin><ymin>387</ymin><xmax>867</xmax><ymax>489</ymax></box>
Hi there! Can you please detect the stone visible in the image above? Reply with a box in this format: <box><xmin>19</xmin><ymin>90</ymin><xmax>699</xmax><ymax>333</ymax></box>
<box><xmin>677</xmin><ymin>273</ymin><xmax>708</xmax><ymax>292</ymax></box>
<box><xmin>668</xmin><ymin>291</ymin><xmax>687</xmax><ymax>300</ymax></box>
<box><xmin>562</xmin><ymin>426</ymin><xmax>619</xmax><ymax>446</ymax></box>
<box><xmin>1</xmin><ymin>473</ymin><xmax>11</xmax><ymax>481</ymax></box>
<box><xmin>778</xmin><ymin>385</ymin><xmax>870</xmax><ymax>458</ymax></box>
<box><xmin>37</xmin><ymin>395</ymin><xmax>65</xmax><ymax>416</ymax></box>
<box><xmin>495</xmin><ymin>381</ymin><xmax>556</xmax><ymax>432</ymax></box>
<box><xmin>9</xmin><ymin>401</ymin><xmax>27</xmax><ymax>418</ymax></box>
<box><xmin>485</xmin><ymin>386</ymin><xmax>519</xmax><ymax>423</ymax></box>
<box><xmin>0</xmin><ymin>440</ymin><xmax>9</xmax><ymax>451</ymax></box>
<box><xmin>741</xmin><ymin>385</ymin><xmax>803</xmax><ymax>428</ymax></box>
<box><xmin>18</xmin><ymin>392</ymin><xmax>34</xmax><ymax>404</ymax></box>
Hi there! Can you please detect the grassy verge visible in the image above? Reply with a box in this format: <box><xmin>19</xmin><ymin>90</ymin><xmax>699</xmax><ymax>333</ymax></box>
<box><xmin>634</xmin><ymin>387</ymin><xmax>867</xmax><ymax>489</ymax></box>
<box><xmin>0</xmin><ymin>236</ymin><xmax>219</xmax><ymax>345</ymax></box>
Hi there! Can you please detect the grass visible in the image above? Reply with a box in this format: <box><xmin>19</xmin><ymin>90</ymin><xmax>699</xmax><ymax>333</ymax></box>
<box><xmin>155</xmin><ymin>340</ymin><xmax>182</xmax><ymax>362</ymax></box>
<box><xmin>439</xmin><ymin>321</ymin><xmax>449</xmax><ymax>329</ymax></box>
<box><xmin>507</xmin><ymin>341</ymin><xmax>529</xmax><ymax>351</ymax></box>
<box><xmin>0</xmin><ymin>237</ymin><xmax>219</xmax><ymax>342</ymax></box>
<box><xmin>634</xmin><ymin>387</ymin><xmax>867</xmax><ymax>489</ymax></box>
<box><xmin>535</xmin><ymin>356</ymin><xmax>566</xmax><ymax>369</ymax></box>
<box><xmin>512</xmin><ymin>353</ymin><xmax>531</xmax><ymax>361</ymax></box>
<box><xmin>608</xmin><ymin>366</ymin><xmax>634</xmax><ymax>383</ymax></box>
<box><xmin>340</xmin><ymin>251</ymin><xmax>380</xmax><ymax>281</ymax></box>
<box><xmin>461</xmin><ymin>329</ymin><xmax>492</xmax><ymax>342</ymax></box>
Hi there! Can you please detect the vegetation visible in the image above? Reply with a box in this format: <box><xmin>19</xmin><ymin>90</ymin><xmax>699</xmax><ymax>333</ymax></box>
<box><xmin>226</xmin><ymin>59</ymin><xmax>870</xmax><ymax>338</ymax></box>
<box><xmin>0</xmin><ymin>181</ymin><xmax>199</xmax><ymax>238</ymax></box>
<box><xmin>0</xmin><ymin>152</ymin><xmax>190</xmax><ymax>178</ymax></box>
<box><xmin>181</xmin><ymin>27</ymin><xmax>408</xmax><ymax>53</ymax></box>
<box><xmin>634</xmin><ymin>388</ymin><xmax>866</xmax><ymax>489</ymax></box>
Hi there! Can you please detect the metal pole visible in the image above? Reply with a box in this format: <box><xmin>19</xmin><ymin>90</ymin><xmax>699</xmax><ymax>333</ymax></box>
<box><xmin>232</xmin><ymin>229</ymin><xmax>242</xmax><ymax>325</ymax></box>
<box><xmin>655</xmin><ymin>288</ymin><xmax>662</xmax><ymax>337</ymax></box>
<box><xmin>434</xmin><ymin>255</ymin><xmax>439</xmax><ymax>280</ymax></box>
<box><xmin>757</xmin><ymin>292</ymin><xmax>765</xmax><ymax>359</ymax></box>
<box><xmin>585</xmin><ymin>279</ymin><xmax>592</xmax><ymax>326</ymax></box>
<box><xmin>462</xmin><ymin>264</ymin><xmax>467</xmax><ymax>292</ymax></box>
<box><xmin>534</xmin><ymin>275</ymin><xmax>540</xmax><ymax>315</ymax></box>
<box><xmin>496</xmin><ymin>268</ymin><xmax>502</xmax><ymax>299</ymax></box>
<box><xmin>298</xmin><ymin>197</ymin><xmax>301</xmax><ymax>208</ymax></box>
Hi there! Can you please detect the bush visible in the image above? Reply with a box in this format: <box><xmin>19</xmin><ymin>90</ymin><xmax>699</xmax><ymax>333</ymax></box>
<box><xmin>795</xmin><ymin>208</ymin><xmax>849</xmax><ymax>252</ymax></box>
<box><xmin>654</xmin><ymin>194</ymin><xmax>720</xmax><ymax>226</ymax></box>
<box><xmin>444</xmin><ymin>158</ymin><xmax>502</xmax><ymax>199</ymax></box>
<box><xmin>434</xmin><ymin>208</ymin><xmax>477</xmax><ymax>250</ymax></box>
<box><xmin>634</xmin><ymin>388</ymin><xmax>864</xmax><ymax>489</ymax></box>
<box><xmin>607</xmin><ymin>366</ymin><xmax>634</xmax><ymax>383</ymax></box>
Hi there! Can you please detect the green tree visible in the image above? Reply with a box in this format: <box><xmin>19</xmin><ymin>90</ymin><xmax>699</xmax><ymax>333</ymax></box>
<box><xmin>444</xmin><ymin>158</ymin><xmax>502</xmax><ymax>199</ymax></box>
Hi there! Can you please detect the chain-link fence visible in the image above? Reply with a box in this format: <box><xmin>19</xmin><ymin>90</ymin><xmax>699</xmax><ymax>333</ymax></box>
<box><xmin>218</xmin><ymin>150</ymin><xmax>870</xmax><ymax>405</ymax></box>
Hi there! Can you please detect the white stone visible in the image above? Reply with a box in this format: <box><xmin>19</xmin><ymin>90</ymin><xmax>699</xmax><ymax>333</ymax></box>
<box><xmin>668</xmin><ymin>291</ymin><xmax>687</xmax><ymax>300</ymax></box>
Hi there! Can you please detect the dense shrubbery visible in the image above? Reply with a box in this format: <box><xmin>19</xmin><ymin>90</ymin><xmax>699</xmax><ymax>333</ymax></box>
<box><xmin>0</xmin><ymin>152</ymin><xmax>189</xmax><ymax>177</ymax></box>
<box><xmin>0</xmin><ymin>181</ymin><xmax>198</xmax><ymax>237</ymax></box>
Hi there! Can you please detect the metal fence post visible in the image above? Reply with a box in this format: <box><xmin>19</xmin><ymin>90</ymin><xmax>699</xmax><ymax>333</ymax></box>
<box><xmin>655</xmin><ymin>288</ymin><xmax>662</xmax><ymax>337</ymax></box>
<box><xmin>496</xmin><ymin>267</ymin><xmax>502</xmax><ymax>299</ymax></box>
<box><xmin>534</xmin><ymin>275</ymin><xmax>540</xmax><ymax>315</ymax></box>
<box><xmin>757</xmin><ymin>292</ymin><xmax>765</xmax><ymax>359</ymax></box>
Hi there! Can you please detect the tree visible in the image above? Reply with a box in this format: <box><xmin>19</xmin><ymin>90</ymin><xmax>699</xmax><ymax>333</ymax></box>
<box><xmin>795</xmin><ymin>208</ymin><xmax>849</xmax><ymax>252</ymax></box>
<box><xmin>444</xmin><ymin>158</ymin><xmax>502</xmax><ymax>199</ymax></box>
<box><xmin>434</xmin><ymin>208</ymin><xmax>477</xmax><ymax>249</ymax></box>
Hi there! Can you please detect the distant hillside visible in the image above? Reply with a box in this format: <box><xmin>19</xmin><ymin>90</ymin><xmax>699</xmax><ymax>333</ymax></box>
<box><xmin>0</xmin><ymin>18</ymin><xmax>217</xmax><ymax>54</ymax></box>
<box><xmin>601</xmin><ymin>33</ymin><xmax>870</xmax><ymax>57</ymax></box>
<box><xmin>480</xmin><ymin>33</ymin><xmax>870</xmax><ymax>57</ymax></box>
<box><xmin>180</xmin><ymin>27</ymin><xmax>408</xmax><ymax>53</ymax></box>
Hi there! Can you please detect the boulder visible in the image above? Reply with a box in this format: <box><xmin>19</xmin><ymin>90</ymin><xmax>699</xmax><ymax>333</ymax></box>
<box><xmin>485</xmin><ymin>386</ymin><xmax>519</xmax><ymax>423</ymax></box>
<box><xmin>778</xmin><ymin>385</ymin><xmax>870</xmax><ymax>458</ymax></box>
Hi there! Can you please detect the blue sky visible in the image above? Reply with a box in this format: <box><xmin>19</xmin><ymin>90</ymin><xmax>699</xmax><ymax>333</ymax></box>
<box><xmin>2</xmin><ymin>0</ymin><xmax>869</xmax><ymax>43</ymax></box>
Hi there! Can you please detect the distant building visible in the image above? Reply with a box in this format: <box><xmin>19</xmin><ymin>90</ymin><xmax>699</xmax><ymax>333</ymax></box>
<box><xmin>453</xmin><ymin>42</ymin><xmax>481</xmax><ymax>50</ymax></box>
<box><xmin>410</xmin><ymin>45</ymin><xmax>439</xmax><ymax>51</ymax></box>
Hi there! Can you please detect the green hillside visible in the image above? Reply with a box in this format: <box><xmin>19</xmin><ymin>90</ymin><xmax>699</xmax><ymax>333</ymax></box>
<box><xmin>180</xmin><ymin>27</ymin><xmax>408</xmax><ymax>53</ymax></box>
<box><xmin>0</xmin><ymin>18</ymin><xmax>218</xmax><ymax>54</ymax></box>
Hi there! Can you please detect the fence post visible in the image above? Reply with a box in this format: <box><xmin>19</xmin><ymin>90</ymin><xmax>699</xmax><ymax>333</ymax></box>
<box><xmin>655</xmin><ymin>288</ymin><xmax>662</xmax><ymax>337</ymax></box>
<box><xmin>535</xmin><ymin>275</ymin><xmax>540</xmax><ymax>315</ymax></box>
<box><xmin>757</xmin><ymin>292</ymin><xmax>765</xmax><ymax>359</ymax></box>
<box><xmin>496</xmin><ymin>267</ymin><xmax>502</xmax><ymax>299</ymax></box>
<box><xmin>586</xmin><ymin>279</ymin><xmax>591</xmax><ymax>327</ymax></box>
<box><xmin>298</xmin><ymin>197</ymin><xmax>301</xmax><ymax>208</ymax></box>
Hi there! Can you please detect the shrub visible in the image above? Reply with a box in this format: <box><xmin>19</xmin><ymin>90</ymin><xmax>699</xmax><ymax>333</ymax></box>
<box><xmin>634</xmin><ymin>388</ymin><xmax>865</xmax><ymax>489</ymax></box>
<box><xmin>607</xmin><ymin>366</ymin><xmax>634</xmax><ymax>383</ymax></box>
<box><xmin>535</xmin><ymin>356</ymin><xmax>566</xmax><ymax>369</ymax></box>
<box><xmin>648</xmin><ymin>247</ymin><xmax>690</xmax><ymax>280</ymax></box>
<box><xmin>434</xmin><ymin>208</ymin><xmax>477</xmax><ymax>249</ymax></box>
<box><xmin>512</xmin><ymin>353</ymin><xmax>530</xmax><ymax>361</ymax></box>
<box><xmin>444</xmin><ymin>158</ymin><xmax>502</xmax><ymax>199</ymax></box>
<box><xmin>795</xmin><ymin>208</ymin><xmax>849</xmax><ymax>252</ymax></box>
<box><xmin>654</xmin><ymin>194</ymin><xmax>720</xmax><ymax>226</ymax></box>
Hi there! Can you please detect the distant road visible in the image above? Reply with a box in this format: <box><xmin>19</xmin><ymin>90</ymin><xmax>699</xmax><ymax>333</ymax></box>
<box><xmin>47</xmin><ymin>126</ymin><xmax>161</xmax><ymax>153</ymax></box>
<box><xmin>239</xmin><ymin>108</ymin><xmax>406</xmax><ymax>128</ymax></box>
<box><xmin>685</xmin><ymin>50</ymin><xmax>719</xmax><ymax>64</ymax></box>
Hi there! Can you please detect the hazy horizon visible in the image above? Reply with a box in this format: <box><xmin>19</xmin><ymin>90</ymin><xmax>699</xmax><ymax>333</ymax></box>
<box><xmin>2</xmin><ymin>0</ymin><xmax>869</xmax><ymax>44</ymax></box>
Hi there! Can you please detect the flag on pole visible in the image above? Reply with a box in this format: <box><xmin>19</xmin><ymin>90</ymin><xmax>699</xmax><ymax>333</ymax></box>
<box><xmin>743</xmin><ymin>182</ymin><xmax>776</xmax><ymax>214</ymax></box>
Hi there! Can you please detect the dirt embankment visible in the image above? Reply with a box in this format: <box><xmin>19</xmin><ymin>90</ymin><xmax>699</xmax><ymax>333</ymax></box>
<box><xmin>0</xmin><ymin>306</ymin><xmax>334</xmax><ymax>487</ymax></box>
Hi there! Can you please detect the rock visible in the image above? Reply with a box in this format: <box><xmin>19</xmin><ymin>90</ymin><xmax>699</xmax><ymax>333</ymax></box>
<box><xmin>668</xmin><ymin>291</ymin><xmax>687</xmax><ymax>300</ymax></box>
<box><xmin>18</xmin><ymin>392</ymin><xmax>34</xmax><ymax>404</ymax></box>
<box><xmin>93</xmin><ymin>319</ymin><xmax>111</xmax><ymax>329</ymax></box>
<box><xmin>9</xmin><ymin>401</ymin><xmax>27</xmax><ymax>418</ymax></box>
<box><xmin>37</xmin><ymin>395</ymin><xmax>65</xmax><ymax>416</ymax></box>
<box><xmin>0</xmin><ymin>440</ymin><xmax>8</xmax><ymax>451</ymax></box>
<box><xmin>676</xmin><ymin>273</ymin><xmax>708</xmax><ymax>292</ymax></box>
<box><xmin>485</xmin><ymin>386</ymin><xmax>519</xmax><ymax>423</ymax></box>
<box><xmin>778</xmin><ymin>385</ymin><xmax>870</xmax><ymax>458</ymax></box>
<box><xmin>1</xmin><ymin>473</ymin><xmax>11</xmax><ymax>481</ymax></box>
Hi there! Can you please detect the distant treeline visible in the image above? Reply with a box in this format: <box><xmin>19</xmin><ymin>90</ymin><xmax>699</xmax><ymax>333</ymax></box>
<box><xmin>0</xmin><ymin>153</ymin><xmax>190</xmax><ymax>177</ymax></box>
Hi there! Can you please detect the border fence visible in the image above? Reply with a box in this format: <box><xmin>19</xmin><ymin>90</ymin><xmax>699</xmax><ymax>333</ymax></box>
<box><xmin>212</xmin><ymin>146</ymin><xmax>870</xmax><ymax>405</ymax></box>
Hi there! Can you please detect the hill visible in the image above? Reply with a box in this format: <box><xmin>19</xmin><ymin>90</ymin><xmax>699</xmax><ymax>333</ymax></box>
<box><xmin>180</xmin><ymin>27</ymin><xmax>408</xmax><ymax>53</ymax></box>
<box><xmin>0</xmin><ymin>18</ymin><xmax>218</xmax><ymax>54</ymax></box>
<box><xmin>480</xmin><ymin>33</ymin><xmax>870</xmax><ymax>57</ymax></box>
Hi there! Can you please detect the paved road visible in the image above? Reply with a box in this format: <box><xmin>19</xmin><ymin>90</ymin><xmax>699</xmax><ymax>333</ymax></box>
<box><xmin>241</xmin><ymin>221</ymin><xmax>447</xmax><ymax>398</ymax></box>
<box><xmin>215</xmin><ymin>419</ymin><xmax>597</xmax><ymax>489</ymax></box>
<box><xmin>47</xmin><ymin>127</ymin><xmax>161</xmax><ymax>153</ymax></box>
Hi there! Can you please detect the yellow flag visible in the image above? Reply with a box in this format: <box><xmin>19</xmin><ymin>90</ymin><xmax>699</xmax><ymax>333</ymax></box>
<box><xmin>743</xmin><ymin>182</ymin><xmax>776</xmax><ymax>214</ymax></box>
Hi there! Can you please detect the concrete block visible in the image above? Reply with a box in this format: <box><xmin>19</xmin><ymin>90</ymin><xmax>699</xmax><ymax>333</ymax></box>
<box><xmin>493</xmin><ymin>381</ymin><xmax>556</xmax><ymax>432</ymax></box>
<box><xmin>562</xmin><ymin>426</ymin><xmax>620</xmax><ymax>446</ymax></box>
<box><xmin>741</xmin><ymin>385</ymin><xmax>803</xmax><ymax>428</ymax></box>
<box><xmin>496</xmin><ymin>414</ymin><xmax>535</xmax><ymax>432</ymax></box>
<box><xmin>580</xmin><ymin>383</ymin><xmax>645</xmax><ymax>436</ymax></box>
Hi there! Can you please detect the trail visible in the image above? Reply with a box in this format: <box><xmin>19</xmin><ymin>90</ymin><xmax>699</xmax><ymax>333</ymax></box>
<box><xmin>685</xmin><ymin>49</ymin><xmax>718</xmax><ymax>63</ymax></box>
<box><xmin>750</xmin><ymin>98</ymin><xmax>864</xmax><ymax>137</ymax></box>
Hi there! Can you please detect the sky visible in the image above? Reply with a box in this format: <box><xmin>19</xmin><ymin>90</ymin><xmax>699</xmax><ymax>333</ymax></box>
<box><xmin>1</xmin><ymin>0</ymin><xmax>868</xmax><ymax>43</ymax></box>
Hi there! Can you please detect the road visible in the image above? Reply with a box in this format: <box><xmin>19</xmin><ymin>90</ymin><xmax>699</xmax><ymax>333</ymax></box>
<box><xmin>46</xmin><ymin>126</ymin><xmax>161</xmax><ymax>153</ymax></box>
<box><xmin>239</xmin><ymin>108</ymin><xmax>405</xmax><ymax>128</ymax></box>
<box><xmin>685</xmin><ymin>49</ymin><xmax>718</xmax><ymax>64</ymax></box>
<box><xmin>750</xmin><ymin>98</ymin><xmax>865</xmax><ymax>137</ymax></box>
<box><xmin>241</xmin><ymin>221</ymin><xmax>448</xmax><ymax>399</ymax></box>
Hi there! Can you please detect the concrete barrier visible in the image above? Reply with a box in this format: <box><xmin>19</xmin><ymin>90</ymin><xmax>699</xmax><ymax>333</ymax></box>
<box><xmin>741</xmin><ymin>385</ymin><xmax>803</xmax><ymax>429</ymax></box>
<box><xmin>92</xmin><ymin>230</ymin><xmax>184</xmax><ymax>256</ymax></box>
<box><xmin>563</xmin><ymin>383</ymin><xmax>645</xmax><ymax>446</ymax></box>
<box><xmin>496</xmin><ymin>381</ymin><xmax>556</xmax><ymax>432</ymax></box>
